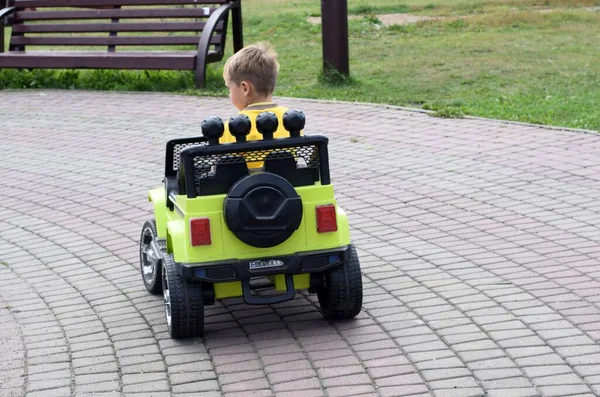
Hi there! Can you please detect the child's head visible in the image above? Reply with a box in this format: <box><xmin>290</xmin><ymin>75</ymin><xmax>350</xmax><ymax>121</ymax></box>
<box><xmin>223</xmin><ymin>42</ymin><xmax>280</xmax><ymax>110</ymax></box>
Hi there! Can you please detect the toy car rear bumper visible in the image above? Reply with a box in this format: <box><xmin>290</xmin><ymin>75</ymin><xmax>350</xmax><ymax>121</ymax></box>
<box><xmin>177</xmin><ymin>245</ymin><xmax>350</xmax><ymax>283</ymax></box>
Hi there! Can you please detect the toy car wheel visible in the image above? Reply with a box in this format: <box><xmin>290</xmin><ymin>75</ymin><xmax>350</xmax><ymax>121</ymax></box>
<box><xmin>162</xmin><ymin>254</ymin><xmax>205</xmax><ymax>338</ymax></box>
<box><xmin>317</xmin><ymin>244</ymin><xmax>363</xmax><ymax>320</ymax></box>
<box><xmin>140</xmin><ymin>220</ymin><xmax>163</xmax><ymax>294</ymax></box>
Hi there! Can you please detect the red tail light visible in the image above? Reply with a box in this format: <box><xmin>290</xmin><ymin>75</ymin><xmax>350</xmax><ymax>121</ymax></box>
<box><xmin>316</xmin><ymin>204</ymin><xmax>337</xmax><ymax>233</ymax></box>
<box><xmin>190</xmin><ymin>218</ymin><xmax>211</xmax><ymax>246</ymax></box>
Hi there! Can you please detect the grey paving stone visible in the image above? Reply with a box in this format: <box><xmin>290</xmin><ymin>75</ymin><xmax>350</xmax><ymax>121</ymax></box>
<box><xmin>473</xmin><ymin>368</ymin><xmax>523</xmax><ymax>380</ymax></box>
<box><xmin>326</xmin><ymin>385</ymin><xmax>377</xmax><ymax>397</ymax></box>
<box><xmin>215</xmin><ymin>360</ymin><xmax>263</xmax><ymax>374</ymax></box>
<box><xmin>25</xmin><ymin>387</ymin><xmax>71</xmax><ymax>397</ymax></box>
<box><xmin>27</xmin><ymin>378</ymin><xmax>71</xmax><ymax>391</ymax></box>
<box><xmin>366</xmin><ymin>365</ymin><xmax>415</xmax><ymax>379</ymax></box>
<box><xmin>428</xmin><ymin>376</ymin><xmax>480</xmax><ymax>389</ymax></box>
<box><xmin>516</xmin><ymin>354</ymin><xmax>567</xmax><ymax>366</ymax></box>
<box><xmin>74</xmin><ymin>381</ymin><xmax>121</xmax><ymax>393</ymax></box>
<box><xmin>432</xmin><ymin>388</ymin><xmax>485</xmax><ymax>397</ymax></box>
<box><xmin>3</xmin><ymin>91</ymin><xmax>600</xmax><ymax>397</ymax></box>
<box><xmin>378</xmin><ymin>384</ymin><xmax>430</xmax><ymax>397</ymax></box>
<box><xmin>221</xmin><ymin>378</ymin><xmax>270</xmax><ymax>393</ymax></box>
<box><xmin>421</xmin><ymin>368</ymin><xmax>472</xmax><ymax>382</ymax></box>
<box><xmin>313</xmin><ymin>355</ymin><xmax>362</xmax><ymax>369</ymax></box>
<box><xmin>375</xmin><ymin>373</ymin><xmax>424</xmax><ymax>387</ymax></box>
<box><xmin>481</xmin><ymin>377</ymin><xmax>533</xmax><ymax>388</ymax></box>
<box><xmin>485</xmin><ymin>389</ymin><xmax>539</xmax><ymax>397</ymax></box>
<box><xmin>122</xmin><ymin>394</ymin><xmax>171</xmax><ymax>397</ymax></box>
<box><xmin>531</xmin><ymin>373</ymin><xmax>585</xmax><ymax>386</ymax></box>
<box><xmin>121</xmin><ymin>361</ymin><xmax>167</xmax><ymax>374</ymax></box>
<box><xmin>538</xmin><ymin>385</ymin><xmax>592</xmax><ymax>396</ymax></box>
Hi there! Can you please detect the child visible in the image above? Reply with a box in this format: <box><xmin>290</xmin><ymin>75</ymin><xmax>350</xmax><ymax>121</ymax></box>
<box><xmin>220</xmin><ymin>42</ymin><xmax>295</xmax><ymax>142</ymax></box>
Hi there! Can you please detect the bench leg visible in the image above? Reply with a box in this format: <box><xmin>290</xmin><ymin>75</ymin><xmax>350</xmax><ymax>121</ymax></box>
<box><xmin>232</xmin><ymin>3</ymin><xmax>243</xmax><ymax>53</ymax></box>
<box><xmin>195</xmin><ymin>61</ymin><xmax>206</xmax><ymax>89</ymax></box>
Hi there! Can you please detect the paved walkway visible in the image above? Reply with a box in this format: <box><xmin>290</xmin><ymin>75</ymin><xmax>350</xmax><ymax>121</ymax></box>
<box><xmin>1</xmin><ymin>90</ymin><xmax>600</xmax><ymax>397</ymax></box>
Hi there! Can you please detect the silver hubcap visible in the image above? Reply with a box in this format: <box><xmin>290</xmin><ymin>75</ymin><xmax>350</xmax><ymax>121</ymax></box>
<box><xmin>162</xmin><ymin>269</ymin><xmax>172</xmax><ymax>328</ymax></box>
<box><xmin>141</xmin><ymin>228</ymin><xmax>159</xmax><ymax>284</ymax></box>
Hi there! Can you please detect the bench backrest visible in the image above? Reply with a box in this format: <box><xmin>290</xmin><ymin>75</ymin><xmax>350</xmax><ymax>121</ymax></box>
<box><xmin>9</xmin><ymin>0</ymin><xmax>231</xmax><ymax>52</ymax></box>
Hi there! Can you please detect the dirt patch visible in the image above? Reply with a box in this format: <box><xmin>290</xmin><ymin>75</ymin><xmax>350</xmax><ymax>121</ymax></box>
<box><xmin>516</xmin><ymin>5</ymin><xmax>600</xmax><ymax>13</ymax></box>
<box><xmin>307</xmin><ymin>7</ymin><xmax>600</xmax><ymax>26</ymax></box>
<box><xmin>379</xmin><ymin>14</ymin><xmax>442</xmax><ymax>25</ymax></box>
<box><xmin>307</xmin><ymin>13</ymin><xmax>442</xmax><ymax>26</ymax></box>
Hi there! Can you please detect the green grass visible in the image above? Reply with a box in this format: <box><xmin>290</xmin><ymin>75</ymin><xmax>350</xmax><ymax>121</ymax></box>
<box><xmin>348</xmin><ymin>3</ymin><xmax>411</xmax><ymax>15</ymax></box>
<box><xmin>2</xmin><ymin>1</ymin><xmax>600</xmax><ymax>130</ymax></box>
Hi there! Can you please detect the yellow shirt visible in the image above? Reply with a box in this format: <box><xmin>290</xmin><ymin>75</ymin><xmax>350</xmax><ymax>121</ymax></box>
<box><xmin>220</xmin><ymin>103</ymin><xmax>299</xmax><ymax>143</ymax></box>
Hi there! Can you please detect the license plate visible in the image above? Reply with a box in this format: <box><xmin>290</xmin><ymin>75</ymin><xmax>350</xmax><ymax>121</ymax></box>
<box><xmin>249</xmin><ymin>259</ymin><xmax>285</xmax><ymax>270</ymax></box>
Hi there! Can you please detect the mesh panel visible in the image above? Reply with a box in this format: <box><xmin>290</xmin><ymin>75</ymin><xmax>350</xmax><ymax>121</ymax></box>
<box><xmin>192</xmin><ymin>146</ymin><xmax>319</xmax><ymax>171</ymax></box>
<box><xmin>173</xmin><ymin>141</ymin><xmax>208</xmax><ymax>172</ymax></box>
<box><xmin>192</xmin><ymin>146</ymin><xmax>320</xmax><ymax>191</ymax></box>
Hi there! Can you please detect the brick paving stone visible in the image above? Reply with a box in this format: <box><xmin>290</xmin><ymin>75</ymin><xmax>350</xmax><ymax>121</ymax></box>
<box><xmin>171</xmin><ymin>380</ymin><xmax>220</xmax><ymax>393</ymax></box>
<box><xmin>222</xmin><ymin>392</ymin><xmax>272</xmax><ymax>397</ymax></box>
<box><xmin>481</xmin><ymin>377</ymin><xmax>533</xmax><ymax>388</ymax></box>
<box><xmin>313</xmin><ymin>355</ymin><xmax>362</xmax><ymax>369</ymax></box>
<box><xmin>378</xmin><ymin>384</ymin><xmax>430</xmax><ymax>397</ymax></box>
<box><xmin>3</xmin><ymin>90</ymin><xmax>600</xmax><ymax>396</ymax></box>
<box><xmin>538</xmin><ymin>385</ymin><xmax>592</xmax><ymax>396</ymax></box>
<box><xmin>268</xmin><ymin>369</ymin><xmax>317</xmax><ymax>385</ymax></box>
<box><xmin>421</xmin><ymin>368</ymin><xmax>473</xmax><ymax>381</ymax></box>
<box><xmin>215</xmin><ymin>359</ymin><xmax>264</xmax><ymax>374</ymax></box>
<box><xmin>326</xmin><ymin>385</ymin><xmax>377</xmax><ymax>397</ymax></box>
<box><xmin>376</xmin><ymin>373</ymin><xmax>425</xmax><ymax>387</ymax></box>
<box><xmin>366</xmin><ymin>365</ymin><xmax>416</xmax><ymax>379</ymax></box>
<box><xmin>121</xmin><ymin>394</ymin><xmax>171</xmax><ymax>397</ymax></box>
<box><xmin>75</xmin><ymin>381</ymin><xmax>121</xmax><ymax>393</ymax></box>
<box><xmin>25</xmin><ymin>387</ymin><xmax>71</xmax><ymax>397</ymax></box>
<box><xmin>485</xmin><ymin>389</ymin><xmax>539</xmax><ymax>397</ymax></box>
<box><xmin>218</xmin><ymin>370</ymin><xmax>264</xmax><ymax>385</ymax></box>
<box><xmin>221</xmin><ymin>378</ymin><xmax>271</xmax><ymax>393</ymax></box>
<box><xmin>272</xmin><ymin>377</ymin><xmax>321</xmax><ymax>392</ymax></box>
<box><xmin>428</xmin><ymin>376</ymin><xmax>480</xmax><ymax>389</ymax></box>
<box><xmin>275</xmin><ymin>390</ymin><xmax>325</xmax><ymax>397</ymax></box>
<box><xmin>432</xmin><ymin>388</ymin><xmax>485</xmax><ymax>397</ymax></box>
<box><xmin>516</xmin><ymin>354</ymin><xmax>567</xmax><ymax>366</ymax></box>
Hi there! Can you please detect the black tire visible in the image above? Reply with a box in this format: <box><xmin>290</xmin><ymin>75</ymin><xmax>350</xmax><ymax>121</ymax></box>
<box><xmin>317</xmin><ymin>244</ymin><xmax>363</xmax><ymax>320</ymax></box>
<box><xmin>140</xmin><ymin>220</ymin><xmax>163</xmax><ymax>294</ymax></box>
<box><xmin>162</xmin><ymin>254</ymin><xmax>204</xmax><ymax>338</ymax></box>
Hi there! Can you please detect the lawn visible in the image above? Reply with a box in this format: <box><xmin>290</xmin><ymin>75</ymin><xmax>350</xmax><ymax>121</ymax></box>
<box><xmin>2</xmin><ymin>0</ymin><xmax>600</xmax><ymax>130</ymax></box>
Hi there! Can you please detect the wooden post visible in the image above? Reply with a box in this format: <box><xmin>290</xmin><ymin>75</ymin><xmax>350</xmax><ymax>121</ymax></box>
<box><xmin>232</xmin><ymin>1</ymin><xmax>244</xmax><ymax>52</ymax></box>
<box><xmin>320</xmin><ymin>0</ymin><xmax>349</xmax><ymax>76</ymax></box>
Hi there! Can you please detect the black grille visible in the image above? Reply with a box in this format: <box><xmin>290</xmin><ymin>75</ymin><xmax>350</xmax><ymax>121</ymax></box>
<box><xmin>174</xmin><ymin>134</ymin><xmax>330</xmax><ymax>198</ymax></box>
<box><xmin>172</xmin><ymin>141</ymin><xmax>207</xmax><ymax>171</ymax></box>
<box><xmin>190</xmin><ymin>145</ymin><xmax>320</xmax><ymax>194</ymax></box>
<box><xmin>192</xmin><ymin>145</ymin><xmax>320</xmax><ymax>175</ymax></box>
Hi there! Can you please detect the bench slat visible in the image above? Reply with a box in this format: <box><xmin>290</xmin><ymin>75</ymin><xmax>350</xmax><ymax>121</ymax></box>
<box><xmin>13</xmin><ymin>22</ymin><xmax>222</xmax><ymax>33</ymax></box>
<box><xmin>14</xmin><ymin>8</ymin><xmax>215</xmax><ymax>21</ymax></box>
<box><xmin>14</xmin><ymin>0</ymin><xmax>227</xmax><ymax>7</ymax></box>
<box><xmin>0</xmin><ymin>51</ymin><xmax>198</xmax><ymax>69</ymax></box>
<box><xmin>11</xmin><ymin>35</ymin><xmax>222</xmax><ymax>46</ymax></box>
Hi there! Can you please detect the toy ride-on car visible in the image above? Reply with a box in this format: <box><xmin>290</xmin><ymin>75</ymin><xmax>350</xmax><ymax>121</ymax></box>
<box><xmin>139</xmin><ymin>109</ymin><xmax>363</xmax><ymax>338</ymax></box>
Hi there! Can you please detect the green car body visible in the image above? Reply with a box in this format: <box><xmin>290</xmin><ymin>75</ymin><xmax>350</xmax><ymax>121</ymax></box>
<box><xmin>140</xmin><ymin>110</ymin><xmax>362</xmax><ymax>338</ymax></box>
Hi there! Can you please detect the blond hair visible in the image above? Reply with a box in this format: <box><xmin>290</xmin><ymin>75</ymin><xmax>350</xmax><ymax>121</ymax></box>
<box><xmin>223</xmin><ymin>42</ymin><xmax>280</xmax><ymax>95</ymax></box>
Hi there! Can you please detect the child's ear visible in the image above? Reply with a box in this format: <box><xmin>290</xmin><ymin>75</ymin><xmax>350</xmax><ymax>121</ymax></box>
<box><xmin>240</xmin><ymin>81</ymin><xmax>251</xmax><ymax>96</ymax></box>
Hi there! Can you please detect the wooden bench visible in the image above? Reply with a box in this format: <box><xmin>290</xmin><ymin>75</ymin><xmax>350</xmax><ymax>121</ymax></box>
<box><xmin>0</xmin><ymin>0</ymin><xmax>243</xmax><ymax>87</ymax></box>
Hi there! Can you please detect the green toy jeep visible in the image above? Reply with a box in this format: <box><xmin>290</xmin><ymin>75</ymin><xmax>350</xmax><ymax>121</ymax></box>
<box><xmin>140</xmin><ymin>110</ymin><xmax>363</xmax><ymax>338</ymax></box>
